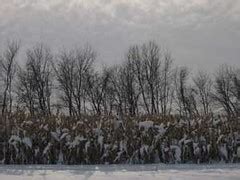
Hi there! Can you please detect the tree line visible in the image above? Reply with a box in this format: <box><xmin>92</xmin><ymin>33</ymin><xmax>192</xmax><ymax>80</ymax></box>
<box><xmin>0</xmin><ymin>40</ymin><xmax>239</xmax><ymax>119</ymax></box>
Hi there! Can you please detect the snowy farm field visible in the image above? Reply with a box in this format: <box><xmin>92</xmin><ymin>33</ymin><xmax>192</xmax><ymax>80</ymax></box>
<box><xmin>0</xmin><ymin>164</ymin><xmax>240</xmax><ymax>180</ymax></box>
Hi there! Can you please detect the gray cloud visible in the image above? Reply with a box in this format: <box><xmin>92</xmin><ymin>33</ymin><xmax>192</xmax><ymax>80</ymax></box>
<box><xmin>0</xmin><ymin>0</ymin><xmax>240</xmax><ymax>71</ymax></box>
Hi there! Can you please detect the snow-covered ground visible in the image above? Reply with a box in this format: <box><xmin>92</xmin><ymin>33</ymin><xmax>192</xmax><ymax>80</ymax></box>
<box><xmin>0</xmin><ymin>164</ymin><xmax>239</xmax><ymax>180</ymax></box>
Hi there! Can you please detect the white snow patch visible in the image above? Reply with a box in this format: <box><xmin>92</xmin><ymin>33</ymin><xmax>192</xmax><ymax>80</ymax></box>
<box><xmin>0</xmin><ymin>164</ymin><xmax>239</xmax><ymax>180</ymax></box>
<box><xmin>22</xmin><ymin>137</ymin><xmax>32</xmax><ymax>148</ymax></box>
<box><xmin>237</xmin><ymin>147</ymin><xmax>240</xmax><ymax>158</ymax></box>
<box><xmin>51</xmin><ymin>132</ymin><xmax>60</xmax><ymax>142</ymax></box>
<box><xmin>170</xmin><ymin>145</ymin><xmax>181</xmax><ymax>163</ymax></box>
<box><xmin>139</xmin><ymin>121</ymin><xmax>154</xmax><ymax>130</ymax></box>
<box><xmin>43</xmin><ymin>143</ymin><xmax>52</xmax><ymax>155</ymax></box>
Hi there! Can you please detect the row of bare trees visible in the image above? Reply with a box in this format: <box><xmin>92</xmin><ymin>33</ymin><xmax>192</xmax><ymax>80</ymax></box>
<box><xmin>0</xmin><ymin>40</ymin><xmax>240</xmax><ymax>119</ymax></box>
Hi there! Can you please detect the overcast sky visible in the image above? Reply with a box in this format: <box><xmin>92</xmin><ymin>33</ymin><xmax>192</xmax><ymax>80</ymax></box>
<box><xmin>0</xmin><ymin>0</ymin><xmax>240</xmax><ymax>71</ymax></box>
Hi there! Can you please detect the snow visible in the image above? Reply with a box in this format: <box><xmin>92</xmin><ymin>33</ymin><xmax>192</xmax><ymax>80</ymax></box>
<box><xmin>217</xmin><ymin>135</ymin><xmax>224</xmax><ymax>144</ymax></box>
<box><xmin>98</xmin><ymin>135</ymin><xmax>104</xmax><ymax>149</ymax></box>
<box><xmin>22</xmin><ymin>137</ymin><xmax>32</xmax><ymax>148</ymax></box>
<box><xmin>219</xmin><ymin>144</ymin><xmax>228</xmax><ymax>161</ymax></box>
<box><xmin>43</xmin><ymin>143</ymin><xmax>52</xmax><ymax>155</ymax></box>
<box><xmin>237</xmin><ymin>147</ymin><xmax>240</xmax><ymax>158</ymax></box>
<box><xmin>8</xmin><ymin>135</ymin><xmax>21</xmax><ymax>144</ymax></box>
<box><xmin>0</xmin><ymin>164</ymin><xmax>239</xmax><ymax>180</ymax></box>
<box><xmin>22</xmin><ymin>121</ymin><xmax>33</xmax><ymax>126</ymax></box>
<box><xmin>51</xmin><ymin>132</ymin><xmax>60</xmax><ymax>142</ymax></box>
<box><xmin>170</xmin><ymin>145</ymin><xmax>181</xmax><ymax>163</ymax></box>
<box><xmin>155</xmin><ymin>123</ymin><xmax>166</xmax><ymax>135</ymax></box>
<box><xmin>43</xmin><ymin>124</ymin><xmax>49</xmax><ymax>131</ymax></box>
<box><xmin>139</xmin><ymin>121</ymin><xmax>154</xmax><ymax>130</ymax></box>
<box><xmin>69</xmin><ymin>135</ymin><xmax>86</xmax><ymax>148</ymax></box>
<box><xmin>60</xmin><ymin>133</ymin><xmax>68</xmax><ymax>140</ymax></box>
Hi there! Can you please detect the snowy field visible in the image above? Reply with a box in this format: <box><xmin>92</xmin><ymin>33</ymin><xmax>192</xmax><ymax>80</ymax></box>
<box><xmin>0</xmin><ymin>164</ymin><xmax>240</xmax><ymax>180</ymax></box>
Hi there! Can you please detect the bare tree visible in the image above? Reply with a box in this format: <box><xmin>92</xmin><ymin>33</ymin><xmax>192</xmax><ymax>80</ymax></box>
<box><xmin>130</xmin><ymin>45</ymin><xmax>150</xmax><ymax>114</ymax></box>
<box><xmin>100</xmin><ymin>67</ymin><xmax>116</xmax><ymax>116</ymax></box>
<box><xmin>119</xmin><ymin>53</ymin><xmax>140</xmax><ymax>116</ymax></box>
<box><xmin>107</xmin><ymin>66</ymin><xmax>125</xmax><ymax>117</ymax></box>
<box><xmin>125</xmin><ymin>42</ymin><xmax>175</xmax><ymax>116</ymax></box>
<box><xmin>0</xmin><ymin>41</ymin><xmax>20</xmax><ymax>116</ymax></box>
<box><xmin>193</xmin><ymin>71</ymin><xmax>213</xmax><ymax>116</ymax></box>
<box><xmin>141</xmin><ymin>41</ymin><xmax>161</xmax><ymax>114</ymax></box>
<box><xmin>159</xmin><ymin>52</ymin><xmax>174</xmax><ymax>116</ymax></box>
<box><xmin>174</xmin><ymin>67</ymin><xmax>192</xmax><ymax>117</ymax></box>
<box><xmin>17</xmin><ymin>44</ymin><xmax>53</xmax><ymax>116</ymax></box>
<box><xmin>86</xmin><ymin>70</ymin><xmax>110</xmax><ymax>115</ymax></box>
<box><xmin>55</xmin><ymin>45</ymin><xmax>95</xmax><ymax>116</ymax></box>
<box><xmin>233</xmin><ymin>70</ymin><xmax>240</xmax><ymax>104</ymax></box>
<box><xmin>73</xmin><ymin>46</ymin><xmax>95</xmax><ymax>116</ymax></box>
<box><xmin>213</xmin><ymin>65</ymin><xmax>239</xmax><ymax>117</ymax></box>
<box><xmin>54</xmin><ymin>50</ymin><xmax>75</xmax><ymax>116</ymax></box>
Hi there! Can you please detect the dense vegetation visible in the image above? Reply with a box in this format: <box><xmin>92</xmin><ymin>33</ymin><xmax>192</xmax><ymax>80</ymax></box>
<box><xmin>0</xmin><ymin>40</ymin><xmax>239</xmax><ymax>164</ymax></box>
